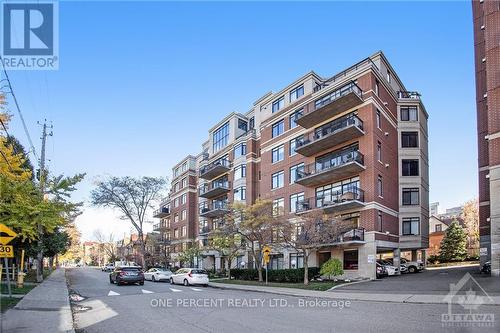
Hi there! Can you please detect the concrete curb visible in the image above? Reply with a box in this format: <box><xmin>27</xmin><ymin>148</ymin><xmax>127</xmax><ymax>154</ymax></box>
<box><xmin>209</xmin><ymin>282</ymin><xmax>500</xmax><ymax>306</ymax></box>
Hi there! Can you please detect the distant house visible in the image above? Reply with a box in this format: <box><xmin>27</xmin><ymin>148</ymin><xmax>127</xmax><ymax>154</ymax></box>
<box><xmin>427</xmin><ymin>216</ymin><xmax>464</xmax><ymax>257</ymax></box>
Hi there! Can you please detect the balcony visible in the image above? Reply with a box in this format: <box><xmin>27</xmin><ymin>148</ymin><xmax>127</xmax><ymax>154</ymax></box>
<box><xmin>199</xmin><ymin>181</ymin><xmax>231</xmax><ymax>199</ymax></box>
<box><xmin>153</xmin><ymin>222</ymin><xmax>170</xmax><ymax>232</ymax></box>
<box><xmin>199</xmin><ymin>201</ymin><xmax>230</xmax><ymax>218</ymax></box>
<box><xmin>398</xmin><ymin>91</ymin><xmax>421</xmax><ymax>100</ymax></box>
<box><xmin>295</xmin><ymin>114</ymin><xmax>364</xmax><ymax>157</ymax></box>
<box><xmin>295</xmin><ymin>149</ymin><xmax>365</xmax><ymax>187</ymax></box>
<box><xmin>296</xmin><ymin>187</ymin><xmax>365</xmax><ymax>214</ymax></box>
<box><xmin>198</xmin><ymin>226</ymin><xmax>210</xmax><ymax>235</ymax></box>
<box><xmin>199</xmin><ymin>158</ymin><xmax>231</xmax><ymax>180</ymax></box>
<box><xmin>153</xmin><ymin>206</ymin><xmax>170</xmax><ymax>218</ymax></box>
<box><xmin>296</xmin><ymin>81</ymin><xmax>363</xmax><ymax>129</ymax></box>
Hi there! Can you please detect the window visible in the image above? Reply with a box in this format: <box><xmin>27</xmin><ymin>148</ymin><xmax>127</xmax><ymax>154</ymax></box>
<box><xmin>387</xmin><ymin>70</ymin><xmax>391</xmax><ymax>83</ymax></box>
<box><xmin>343</xmin><ymin>250</ymin><xmax>358</xmax><ymax>270</ymax></box>
<box><xmin>272</xmin><ymin>97</ymin><xmax>285</xmax><ymax>113</ymax></box>
<box><xmin>378</xmin><ymin>211</ymin><xmax>383</xmax><ymax>232</ymax></box>
<box><xmin>174</xmin><ymin>197</ymin><xmax>179</xmax><ymax>207</ymax></box>
<box><xmin>289</xmin><ymin>253</ymin><xmax>304</xmax><ymax>268</ymax></box>
<box><xmin>181</xmin><ymin>226</ymin><xmax>187</xmax><ymax>237</ymax></box>
<box><xmin>375</xmin><ymin>80</ymin><xmax>380</xmax><ymax>96</ymax></box>
<box><xmin>401</xmin><ymin>106</ymin><xmax>418</xmax><ymax>121</ymax></box>
<box><xmin>270</xmin><ymin>254</ymin><xmax>284</xmax><ymax>270</ymax></box>
<box><xmin>271</xmin><ymin>171</ymin><xmax>284</xmax><ymax>189</ymax></box>
<box><xmin>402</xmin><ymin>218</ymin><xmax>420</xmax><ymax>235</ymax></box>
<box><xmin>249</xmin><ymin>116</ymin><xmax>255</xmax><ymax>130</ymax></box>
<box><xmin>289</xmin><ymin>136</ymin><xmax>303</xmax><ymax>156</ymax></box>
<box><xmin>377</xmin><ymin>175</ymin><xmax>383</xmax><ymax>197</ymax></box>
<box><xmin>272</xmin><ymin>119</ymin><xmax>284</xmax><ymax>138</ymax></box>
<box><xmin>174</xmin><ymin>228</ymin><xmax>179</xmax><ymax>238</ymax></box>
<box><xmin>234</xmin><ymin>186</ymin><xmax>246</xmax><ymax>201</ymax></box>
<box><xmin>402</xmin><ymin>159</ymin><xmax>419</xmax><ymax>176</ymax></box>
<box><xmin>272</xmin><ymin>145</ymin><xmax>285</xmax><ymax>163</ymax></box>
<box><xmin>272</xmin><ymin>198</ymin><xmax>285</xmax><ymax>216</ymax></box>
<box><xmin>180</xmin><ymin>193</ymin><xmax>187</xmax><ymax>205</ymax></box>
<box><xmin>315</xmin><ymin>177</ymin><xmax>360</xmax><ymax>208</ymax></box>
<box><xmin>289</xmin><ymin>108</ymin><xmax>303</xmax><ymax>129</ymax></box>
<box><xmin>181</xmin><ymin>209</ymin><xmax>187</xmax><ymax>220</ymax></box>
<box><xmin>435</xmin><ymin>224</ymin><xmax>442</xmax><ymax>232</ymax></box>
<box><xmin>213</xmin><ymin>122</ymin><xmax>229</xmax><ymax>152</ymax></box>
<box><xmin>377</xmin><ymin>141</ymin><xmax>382</xmax><ymax>162</ymax></box>
<box><xmin>181</xmin><ymin>177</ymin><xmax>187</xmax><ymax>188</ymax></box>
<box><xmin>174</xmin><ymin>213</ymin><xmax>179</xmax><ymax>223</ymax></box>
<box><xmin>234</xmin><ymin>143</ymin><xmax>247</xmax><ymax>158</ymax></box>
<box><xmin>290</xmin><ymin>163</ymin><xmax>304</xmax><ymax>184</ymax></box>
<box><xmin>402</xmin><ymin>132</ymin><xmax>418</xmax><ymax>148</ymax></box>
<box><xmin>376</xmin><ymin>109</ymin><xmax>381</xmax><ymax>129</ymax></box>
<box><xmin>234</xmin><ymin>165</ymin><xmax>246</xmax><ymax>180</ymax></box>
<box><xmin>238</xmin><ymin>119</ymin><xmax>248</xmax><ymax>131</ymax></box>
<box><xmin>402</xmin><ymin>188</ymin><xmax>419</xmax><ymax>205</ymax></box>
<box><xmin>289</xmin><ymin>85</ymin><xmax>304</xmax><ymax>102</ymax></box>
<box><xmin>290</xmin><ymin>192</ymin><xmax>305</xmax><ymax>213</ymax></box>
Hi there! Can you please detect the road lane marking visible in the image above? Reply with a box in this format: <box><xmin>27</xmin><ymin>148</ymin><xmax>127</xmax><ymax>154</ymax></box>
<box><xmin>191</xmin><ymin>288</ymin><xmax>202</xmax><ymax>291</ymax></box>
<box><xmin>108</xmin><ymin>290</ymin><xmax>120</xmax><ymax>296</ymax></box>
<box><xmin>142</xmin><ymin>289</ymin><xmax>154</xmax><ymax>294</ymax></box>
<box><xmin>170</xmin><ymin>288</ymin><xmax>182</xmax><ymax>292</ymax></box>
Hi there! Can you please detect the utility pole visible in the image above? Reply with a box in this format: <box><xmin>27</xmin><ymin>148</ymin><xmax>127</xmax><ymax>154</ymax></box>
<box><xmin>36</xmin><ymin>119</ymin><xmax>53</xmax><ymax>282</ymax></box>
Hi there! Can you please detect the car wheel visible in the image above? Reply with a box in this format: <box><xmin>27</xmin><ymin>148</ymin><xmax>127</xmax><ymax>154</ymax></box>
<box><xmin>117</xmin><ymin>280</ymin><xmax>122</xmax><ymax>286</ymax></box>
<box><xmin>152</xmin><ymin>276</ymin><xmax>156</xmax><ymax>282</ymax></box>
<box><xmin>170</xmin><ymin>277</ymin><xmax>174</xmax><ymax>285</ymax></box>
<box><xmin>183</xmin><ymin>279</ymin><xmax>189</xmax><ymax>286</ymax></box>
<box><xmin>109</xmin><ymin>276</ymin><xmax>114</xmax><ymax>284</ymax></box>
<box><xmin>408</xmin><ymin>266</ymin><xmax>416</xmax><ymax>273</ymax></box>
<box><xmin>139</xmin><ymin>281</ymin><xmax>144</xmax><ymax>286</ymax></box>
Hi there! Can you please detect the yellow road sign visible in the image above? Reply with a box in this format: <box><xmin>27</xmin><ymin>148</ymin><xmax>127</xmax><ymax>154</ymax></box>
<box><xmin>0</xmin><ymin>224</ymin><xmax>17</xmax><ymax>245</ymax></box>
<box><xmin>0</xmin><ymin>245</ymin><xmax>14</xmax><ymax>258</ymax></box>
<box><xmin>262</xmin><ymin>246</ymin><xmax>271</xmax><ymax>265</ymax></box>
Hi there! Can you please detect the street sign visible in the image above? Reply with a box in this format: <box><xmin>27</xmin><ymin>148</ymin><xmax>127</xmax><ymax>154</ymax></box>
<box><xmin>0</xmin><ymin>245</ymin><xmax>14</xmax><ymax>258</ymax></box>
<box><xmin>0</xmin><ymin>224</ymin><xmax>17</xmax><ymax>245</ymax></box>
<box><xmin>262</xmin><ymin>246</ymin><xmax>271</xmax><ymax>265</ymax></box>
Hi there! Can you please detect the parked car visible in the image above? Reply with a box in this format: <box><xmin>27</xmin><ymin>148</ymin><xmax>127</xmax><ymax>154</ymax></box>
<box><xmin>400</xmin><ymin>258</ymin><xmax>424</xmax><ymax>273</ymax></box>
<box><xmin>144</xmin><ymin>268</ymin><xmax>173</xmax><ymax>282</ymax></box>
<box><xmin>170</xmin><ymin>268</ymin><xmax>209</xmax><ymax>286</ymax></box>
<box><xmin>377</xmin><ymin>259</ymin><xmax>399</xmax><ymax>276</ymax></box>
<box><xmin>376</xmin><ymin>262</ymin><xmax>388</xmax><ymax>279</ymax></box>
<box><xmin>481</xmin><ymin>261</ymin><xmax>491</xmax><ymax>274</ymax></box>
<box><xmin>109</xmin><ymin>266</ymin><xmax>144</xmax><ymax>286</ymax></box>
<box><xmin>102</xmin><ymin>263</ymin><xmax>114</xmax><ymax>272</ymax></box>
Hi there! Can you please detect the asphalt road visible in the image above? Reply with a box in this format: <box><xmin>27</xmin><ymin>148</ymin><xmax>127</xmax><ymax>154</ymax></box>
<box><xmin>67</xmin><ymin>267</ymin><xmax>500</xmax><ymax>333</ymax></box>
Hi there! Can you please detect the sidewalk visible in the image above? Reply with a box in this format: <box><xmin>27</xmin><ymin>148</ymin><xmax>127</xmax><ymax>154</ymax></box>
<box><xmin>209</xmin><ymin>281</ymin><xmax>500</xmax><ymax>306</ymax></box>
<box><xmin>0</xmin><ymin>268</ymin><xmax>74</xmax><ymax>333</ymax></box>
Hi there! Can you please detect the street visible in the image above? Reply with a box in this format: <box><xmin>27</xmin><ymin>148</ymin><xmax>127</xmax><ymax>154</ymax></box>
<box><xmin>67</xmin><ymin>268</ymin><xmax>500</xmax><ymax>333</ymax></box>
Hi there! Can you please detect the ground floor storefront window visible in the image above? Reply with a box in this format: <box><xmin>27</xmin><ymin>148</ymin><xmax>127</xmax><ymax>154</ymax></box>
<box><xmin>343</xmin><ymin>249</ymin><xmax>358</xmax><ymax>270</ymax></box>
<box><xmin>270</xmin><ymin>254</ymin><xmax>284</xmax><ymax>270</ymax></box>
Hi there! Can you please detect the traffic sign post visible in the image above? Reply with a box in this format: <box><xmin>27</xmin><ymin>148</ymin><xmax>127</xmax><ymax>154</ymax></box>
<box><xmin>262</xmin><ymin>246</ymin><xmax>271</xmax><ymax>285</ymax></box>
<box><xmin>0</xmin><ymin>224</ymin><xmax>18</xmax><ymax>297</ymax></box>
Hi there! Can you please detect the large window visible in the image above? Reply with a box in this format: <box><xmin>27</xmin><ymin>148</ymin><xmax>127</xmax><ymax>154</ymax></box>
<box><xmin>234</xmin><ymin>164</ymin><xmax>246</xmax><ymax>180</ymax></box>
<box><xmin>271</xmin><ymin>171</ymin><xmax>284</xmax><ymax>189</ymax></box>
<box><xmin>401</xmin><ymin>106</ymin><xmax>418</xmax><ymax>121</ymax></box>
<box><xmin>290</xmin><ymin>163</ymin><xmax>304</xmax><ymax>184</ymax></box>
<box><xmin>272</xmin><ymin>119</ymin><xmax>285</xmax><ymax>138</ymax></box>
<box><xmin>402</xmin><ymin>217</ymin><xmax>420</xmax><ymax>235</ymax></box>
<box><xmin>290</xmin><ymin>85</ymin><xmax>304</xmax><ymax>102</ymax></box>
<box><xmin>290</xmin><ymin>192</ymin><xmax>305</xmax><ymax>213</ymax></box>
<box><xmin>289</xmin><ymin>135</ymin><xmax>303</xmax><ymax>156</ymax></box>
<box><xmin>402</xmin><ymin>159</ymin><xmax>419</xmax><ymax>176</ymax></box>
<box><xmin>289</xmin><ymin>253</ymin><xmax>304</xmax><ymax>269</ymax></box>
<box><xmin>401</xmin><ymin>132</ymin><xmax>418</xmax><ymax>148</ymax></box>
<box><xmin>289</xmin><ymin>108</ymin><xmax>303</xmax><ymax>129</ymax></box>
<box><xmin>402</xmin><ymin>188</ymin><xmax>419</xmax><ymax>205</ymax></box>
<box><xmin>234</xmin><ymin>143</ymin><xmax>247</xmax><ymax>158</ymax></box>
<box><xmin>316</xmin><ymin>177</ymin><xmax>359</xmax><ymax>207</ymax></box>
<box><xmin>238</xmin><ymin>119</ymin><xmax>248</xmax><ymax>131</ymax></box>
<box><xmin>234</xmin><ymin>186</ymin><xmax>246</xmax><ymax>201</ymax></box>
<box><xmin>272</xmin><ymin>198</ymin><xmax>285</xmax><ymax>216</ymax></box>
<box><xmin>272</xmin><ymin>145</ymin><xmax>285</xmax><ymax>163</ymax></box>
<box><xmin>270</xmin><ymin>254</ymin><xmax>284</xmax><ymax>270</ymax></box>
<box><xmin>272</xmin><ymin>97</ymin><xmax>285</xmax><ymax>113</ymax></box>
<box><xmin>343</xmin><ymin>250</ymin><xmax>358</xmax><ymax>270</ymax></box>
<box><xmin>213</xmin><ymin>122</ymin><xmax>229</xmax><ymax>152</ymax></box>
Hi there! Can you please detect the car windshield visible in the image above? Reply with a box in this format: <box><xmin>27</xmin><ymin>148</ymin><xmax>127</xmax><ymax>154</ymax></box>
<box><xmin>191</xmin><ymin>269</ymin><xmax>207</xmax><ymax>275</ymax></box>
<box><xmin>158</xmin><ymin>269</ymin><xmax>171</xmax><ymax>273</ymax></box>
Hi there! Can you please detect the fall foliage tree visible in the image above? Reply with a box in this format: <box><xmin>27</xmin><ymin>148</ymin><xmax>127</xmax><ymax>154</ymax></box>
<box><xmin>461</xmin><ymin>199</ymin><xmax>479</xmax><ymax>255</ymax></box>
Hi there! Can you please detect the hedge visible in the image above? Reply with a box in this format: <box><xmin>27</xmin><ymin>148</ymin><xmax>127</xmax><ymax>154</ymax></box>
<box><xmin>230</xmin><ymin>268</ymin><xmax>320</xmax><ymax>283</ymax></box>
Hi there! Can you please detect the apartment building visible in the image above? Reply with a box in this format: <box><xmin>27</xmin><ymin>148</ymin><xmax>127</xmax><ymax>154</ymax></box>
<box><xmin>154</xmin><ymin>51</ymin><xmax>429</xmax><ymax>279</ymax></box>
<box><xmin>472</xmin><ymin>0</ymin><xmax>500</xmax><ymax>275</ymax></box>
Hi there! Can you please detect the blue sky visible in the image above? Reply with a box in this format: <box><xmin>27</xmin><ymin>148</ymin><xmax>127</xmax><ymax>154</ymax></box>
<box><xmin>6</xmin><ymin>1</ymin><xmax>477</xmax><ymax>240</ymax></box>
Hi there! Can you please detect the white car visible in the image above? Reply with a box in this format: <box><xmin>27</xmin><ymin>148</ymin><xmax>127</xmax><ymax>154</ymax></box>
<box><xmin>377</xmin><ymin>260</ymin><xmax>399</xmax><ymax>276</ymax></box>
<box><xmin>170</xmin><ymin>268</ymin><xmax>209</xmax><ymax>286</ymax></box>
<box><xmin>144</xmin><ymin>268</ymin><xmax>173</xmax><ymax>282</ymax></box>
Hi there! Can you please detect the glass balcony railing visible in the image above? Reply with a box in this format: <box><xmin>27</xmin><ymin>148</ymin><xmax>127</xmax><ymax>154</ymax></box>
<box><xmin>199</xmin><ymin>200</ymin><xmax>230</xmax><ymax>217</ymax></box>
<box><xmin>199</xmin><ymin>158</ymin><xmax>231</xmax><ymax>179</ymax></box>
<box><xmin>199</xmin><ymin>181</ymin><xmax>231</xmax><ymax>198</ymax></box>
<box><xmin>153</xmin><ymin>206</ymin><xmax>170</xmax><ymax>218</ymax></box>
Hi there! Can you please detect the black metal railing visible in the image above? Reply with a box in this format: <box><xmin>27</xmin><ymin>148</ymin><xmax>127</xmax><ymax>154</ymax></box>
<box><xmin>296</xmin><ymin>114</ymin><xmax>363</xmax><ymax>149</ymax></box>
<box><xmin>296</xmin><ymin>147</ymin><xmax>364</xmax><ymax>180</ymax></box>
<box><xmin>313</xmin><ymin>81</ymin><xmax>362</xmax><ymax>111</ymax></box>
<box><xmin>199</xmin><ymin>158</ymin><xmax>231</xmax><ymax>177</ymax></box>
<box><xmin>295</xmin><ymin>186</ymin><xmax>364</xmax><ymax>213</ymax></box>
<box><xmin>398</xmin><ymin>91</ymin><xmax>421</xmax><ymax>99</ymax></box>
<box><xmin>338</xmin><ymin>228</ymin><xmax>365</xmax><ymax>242</ymax></box>
<box><xmin>199</xmin><ymin>180</ymin><xmax>231</xmax><ymax>196</ymax></box>
<box><xmin>153</xmin><ymin>223</ymin><xmax>160</xmax><ymax>231</ymax></box>
<box><xmin>199</xmin><ymin>226</ymin><xmax>210</xmax><ymax>234</ymax></box>
<box><xmin>199</xmin><ymin>200</ymin><xmax>230</xmax><ymax>214</ymax></box>
<box><xmin>153</xmin><ymin>206</ymin><xmax>170</xmax><ymax>217</ymax></box>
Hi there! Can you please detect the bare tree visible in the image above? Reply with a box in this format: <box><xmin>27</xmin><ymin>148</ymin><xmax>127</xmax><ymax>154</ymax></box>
<box><xmin>93</xmin><ymin>229</ymin><xmax>117</xmax><ymax>263</ymax></box>
<box><xmin>91</xmin><ymin>176</ymin><xmax>167</xmax><ymax>267</ymax></box>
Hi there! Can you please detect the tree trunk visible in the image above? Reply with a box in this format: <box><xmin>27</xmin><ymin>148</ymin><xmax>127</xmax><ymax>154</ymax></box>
<box><xmin>36</xmin><ymin>251</ymin><xmax>43</xmax><ymax>282</ymax></box>
<box><xmin>227</xmin><ymin>258</ymin><xmax>232</xmax><ymax>279</ymax></box>
<box><xmin>303</xmin><ymin>250</ymin><xmax>309</xmax><ymax>285</ymax></box>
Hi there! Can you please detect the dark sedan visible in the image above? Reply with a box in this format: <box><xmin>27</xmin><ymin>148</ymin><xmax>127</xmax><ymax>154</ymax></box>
<box><xmin>109</xmin><ymin>266</ymin><xmax>144</xmax><ymax>286</ymax></box>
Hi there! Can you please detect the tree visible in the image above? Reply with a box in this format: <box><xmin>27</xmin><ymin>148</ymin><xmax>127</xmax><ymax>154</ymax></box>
<box><xmin>461</xmin><ymin>199</ymin><xmax>479</xmax><ymax>255</ymax></box>
<box><xmin>209</xmin><ymin>229</ymin><xmax>244</xmax><ymax>278</ymax></box>
<box><xmin>59</xmin><ymin>218</ymin><xmax>83</xmax><ymax>264</ymax></box>
<box><xmin>280</xmin><ymin>210</ymin><xmax>352</xmax><ymax>285</ymax></box>
<box><xmin>93</xmin><ymin>229</ymin><xmax>117</xmax><ymax>263</ymax></box>
<box><xmin>91</xmin><ymin>176</ymin><xmax>167</xmax><ymax>267</ymax></box>
<box><xmin>320</xmin><ymin>258</ymin><xmax>343</xmax><ymax>280</ymax></box>
<box><xmin>439</xmin><ymin>220</ymin><xmax>467</xmax><ymax>262</ymax></box>
<box><xmin>177</xmin><ymin>244</ymin><xmax>201</xmax><ymax>268</ymax></box>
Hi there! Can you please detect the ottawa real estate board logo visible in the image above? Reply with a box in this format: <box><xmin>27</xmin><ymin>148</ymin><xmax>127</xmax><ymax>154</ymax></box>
<box><xmin>1</xmin><ymin>1</ymin><xmax>58</xmax><ymax>70</ymax></box>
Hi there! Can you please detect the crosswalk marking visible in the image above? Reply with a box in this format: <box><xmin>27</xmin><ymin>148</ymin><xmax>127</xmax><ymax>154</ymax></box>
<box><xmin>108</xmin><ymin>290</ymin><xmax>120</xmax><ymax>296</ymax></box>
<box><xmin>141</xmin><ymin>289</ymin><xmax>154</xmax><ymax>294</ymax></box>
<box><xmin>191</xmin><ymin>288</ymin><xmax>202</xmax><ymax>292</ymax></box>
<box><xmin>170</xmin><ymin>288</ymin><xmax>182</xmax><ymax>292</ymax></box>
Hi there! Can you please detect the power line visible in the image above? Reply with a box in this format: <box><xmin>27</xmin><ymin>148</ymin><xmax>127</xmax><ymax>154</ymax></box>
<box><xmin>0</xmin><ymin>54</ymin><xmax>39</xmax><ymax>165</ymax></box>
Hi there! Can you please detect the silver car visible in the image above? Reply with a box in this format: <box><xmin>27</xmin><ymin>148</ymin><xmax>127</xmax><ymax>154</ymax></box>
<box><xmin>144</xmin><ymin>268</ymin><xmax>173</xmax><ymax>282</ymax></box>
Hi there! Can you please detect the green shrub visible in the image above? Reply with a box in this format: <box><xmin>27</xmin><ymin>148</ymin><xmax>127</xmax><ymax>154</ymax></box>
<box><xmin>320</xmin><ymin>258</ymin><xmax>343</xmax><ymax>279</ymax></box>
<box><xmin>230</xmin><ymin>268</ymin><xmax>319</xmax><ymax>282</ymax></box>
